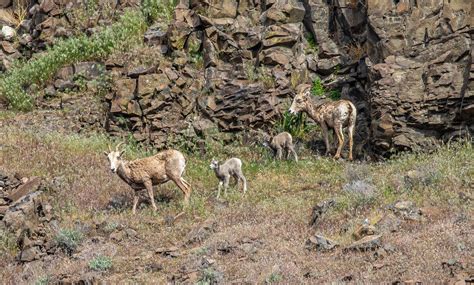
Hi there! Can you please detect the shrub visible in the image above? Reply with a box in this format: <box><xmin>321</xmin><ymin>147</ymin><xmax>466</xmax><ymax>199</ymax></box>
<box><xmin>89</xmin><ymin>255</ymin><xmax>113</xmax><ymax>271</ymax></box>
<box><xmin>311</xmin><ymin>78</ymin><xmax>341</xmax><ymax>100</ymax></box>
<box><xmin>0</xmin><ymin>228</ymin><xmax>18</xmax><ymax>257</ymax></box>
<box><xmin>275</xmin><ymin>111</ymin><xmax>314</xmax><ymax>140</ymax></box>
<box><xmin>266</xmin><ymin>272</ymin><xmax>283</xmax><ymax>283</ymax></box>
<box><xmin>142</xmin><ymin>0</ymin><xmax>177</xmax><ymax>24</ymax></box>
<box><xmin>0</xmin><ymin>9</ymin><xmax>147</xmax><ymax>110</ymax></box>
<box><xmin>55</xmin><ymin>229</ymin><xmax>83</xmax><ymax>255</ymax></box>
<box><xmin>35</xmin><ymin>276</ymin><xmax>50</xmax><ymax>285</ymax></box>
<box><xmin>197</xmin><ymin>268</ymin><xmax>222</xmax><ymax>285</ymax></box>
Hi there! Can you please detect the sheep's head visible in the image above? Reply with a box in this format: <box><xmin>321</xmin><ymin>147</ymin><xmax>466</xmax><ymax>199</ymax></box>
<box><xmin>104</xmin><ymin>143</ymin><xmax>125</xmax><ymax>173</ymax></box>
<box><xmin>289</xmin><ymin>84</ymin><xmax>312</xmax><ymax>114</ymax></box>
<box><xmin>209</xmin><ymin>159</ymin><xmax>219</xmax><ymax>170</ymax></box>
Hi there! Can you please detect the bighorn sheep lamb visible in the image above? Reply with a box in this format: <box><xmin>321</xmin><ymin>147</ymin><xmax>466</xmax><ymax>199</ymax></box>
<box><xmin>104</xmin><ymin>143</ymin><xmax>192</xmax><ymax>214</ymax></box>
<box><xmin>209</xmin><ymin>158</ymin><xmax>247</xmax><ymax>198</ymax></box>
<box><xmin>289</xmin><ymin>84</ymin><xmax>357</xmax><ymax>160</ymax></box>
<box><xmin>262</xmin><ymin>132</ymin><xmax>298</xmax><ymax>162</ymax></box>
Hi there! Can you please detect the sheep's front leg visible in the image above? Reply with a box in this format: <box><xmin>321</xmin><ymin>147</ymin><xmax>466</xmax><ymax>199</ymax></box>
<box><xmin>144</xmin><ymin>180</ymin><xmax>158</xmax><ymax>212</ymax></box>
<box><xmin>217</xmin><ymin>181</ymin><xmax>223</xmax><ymax>199</ymax></box>
<box><xmin>132</xmin><ymin>191</ymin><xmax>139</xmax><ymax>215</ymax></box>
<box><xmin>276</xmin><ymin>147</ymin><xmax>283</xmax><ymax>160</ymax></box>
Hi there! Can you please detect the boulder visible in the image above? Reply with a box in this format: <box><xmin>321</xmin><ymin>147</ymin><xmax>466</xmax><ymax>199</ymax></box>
<box><xmin>309</xmin><ymin>199</ymin><xmax>335</xmax><ymax>226</ymax></box>
<box><xmin>1</xmin><ymin>26</ymin><xmax>16</xmax><ymax>41</ymax></box>
<box><xmin>305</xmin><ymin>234</ymin><xmax>339</xmax><ymax>251</ymax></box>
<box><xmin>264</xmin><ymin>0</ymin><xmax>305</xmax><ymax>24</ymax></box>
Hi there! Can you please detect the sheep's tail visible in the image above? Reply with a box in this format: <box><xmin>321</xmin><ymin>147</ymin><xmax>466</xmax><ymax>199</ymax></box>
<box><xmin>348</xmin><ymin>101</ymin><xmax>357</xmax><ymax>127</ymax></box>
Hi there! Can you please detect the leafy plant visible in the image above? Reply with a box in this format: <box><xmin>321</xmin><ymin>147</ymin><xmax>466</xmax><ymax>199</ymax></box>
<box><xmin>266</xmin><ymin>272</ymin><xmax>283</xmax><ymax>283</ymax></box>
<box><xmin>89</xmin><ymin>255</ymin><xmax>113</xmax><ymax>271</ymax></box>
<box><xmin>0</xmin><ymin>228</ymin><xmax>18</xmax><ymax>257</ymax></box>
<box><xmin>197</xmin><ymin>268</ymin><xmax>221</xmax><ymax>285</ymax></box>
<box><xmin>305</xmin><ymin>33</ymin><xmax>318</xmax><ymax>53</ymax></box>
<box><xmin>311</xmin><ymin>78</ymin><xmax>340</xmax><ymax>100</ymax></box>
<box><xmin>35</xmin><ymin>276</ymin><xmax>50</xmax><ymax>285</ymax></box>
<box><xmin>0</xmin><ymin>8</ymin><xmax>148</xmax><ymax>110</ymax></box>
<box><xmin>141</xmin><ymin>0</ymin><xmax>177</xmax><ymax>24</ymax></box>
<box><xmin>275</xmin><ymin>111</ymin><xmax>314</xmax><ymax>140</ymax></box>
<box><xmin>55</xmin><ymin>229</ymin><xmax>83</xmax><ymax>255</ymax></box>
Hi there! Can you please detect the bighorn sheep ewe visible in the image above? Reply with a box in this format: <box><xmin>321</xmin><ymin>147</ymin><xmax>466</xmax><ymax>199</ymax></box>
<box><xmin>209</xmin><ymin>158</ymin><xmax>247</xmax><ymax>198</ymax></box>
<box><xmin>104</xmin><ymin>143</ymin><xmax>192</xmax><ymax>214</ymax></box>
<box><xmin>262</xmin><ymin>132</ymin><xmax>298</xmax><ymax>162</ymax></box>
<box><xmin>289</xmin><ymin>84</ymin><xmax>357</xmax><ymax>160</ymax></box>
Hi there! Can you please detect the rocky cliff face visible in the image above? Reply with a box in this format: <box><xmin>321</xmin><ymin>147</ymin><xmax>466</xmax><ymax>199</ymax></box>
<box><xmin>105</xmin><ymin>0</ymin><xmax>472</xmax><ymax>156</ymax></box>
<box><xmin>2</xmin><ymin>0</ymin><xmax>470</xmax><ymax>156</ymax></box>
<box><xmin>365</xmin><ymin>0</ymin><xmax>473</xmax><ymax>154</ymax></box>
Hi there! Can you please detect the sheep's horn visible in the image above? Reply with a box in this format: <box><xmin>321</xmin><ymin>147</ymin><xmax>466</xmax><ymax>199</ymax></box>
<box><xmin>116</xmin><ymin>142</ymin><xmax>125</xmax><ymax>151</ymax></box>
<box><xmin>108</xmin><ymin>144</ymin><xmax>111</xmax><ymax>152</ymax></box>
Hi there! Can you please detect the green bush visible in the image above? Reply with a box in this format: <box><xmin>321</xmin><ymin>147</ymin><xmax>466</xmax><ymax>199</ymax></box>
<box><xmin>89</xmin><ymin>255</ymin><xmax>113</xmax><ymax>271</ymax></box>
<box><xmin>142</xmin><ymin>0</ymin><xmax>177</xmax><ymax>24</ymax></box>
<box><xmin>55</xmin><ymin>229</ymin><xmax>83</xmax><ymax>255</ymax></box>
<box><xmin>0</xmin><ymin>9</ymin><xmax>147</xmax><ymax>110</ymax></box>
<box><xmin>0</xmin><ymin>228</ymin><xmax>18</xmax><ymax>257</ymax></box>
<box><xmin>275</xmin><ymin>111</ymin><xmax>314</xmax><ymax>140</ymax></box>
<box><xmin>311</xmin><ymin>78</ymin><xmax>341</xmax><ymax>100</ymax></box>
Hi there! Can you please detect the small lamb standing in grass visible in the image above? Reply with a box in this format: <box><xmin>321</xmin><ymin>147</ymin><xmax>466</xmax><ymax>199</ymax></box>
<box><xmin>210</xmin><ymin>158</ymin><xmax>247</xmax><ymax>199</ymax></box>
<box><xmin>263</xmin><ymin>131</ymin><xmax>298</xmax><ymax>162</ymax></box>
<box><xmin>104</xmin><ymin>143</ymin><xmax>192</xmax><ymax>214</ymax></box>
<box><xmin>289</xmin><ymin>84</ymin><xmax>357</xmax><ymax>160</ymax></box>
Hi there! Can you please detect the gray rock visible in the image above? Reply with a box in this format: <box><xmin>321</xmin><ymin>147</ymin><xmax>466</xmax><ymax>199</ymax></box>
<box><xmin>390</xmin><ymin>201</ymin><xmax>424</xmax><ymax>221</ymax></box>
<box><xmin>343</xmin><ymin>180</ymin><xmax>377</xmax><ymax>199</ymax></box>
<box><xmin>309</xmin><ymin>199</ymin><xmax>335</xmax><ymax>226</ymax></box>
<box><xmin>1</xmin><ymin>26</ymin><xmax>16</xmax><ymax>41</ymax></box>
<box><xmin>305</xmin><ymin>234</ymin><xmax>339</xmax><ymax>251</ymax></box>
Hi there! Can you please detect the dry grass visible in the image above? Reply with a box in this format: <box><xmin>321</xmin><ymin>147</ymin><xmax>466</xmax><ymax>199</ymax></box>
<box><xmin>0</xmin><ymin>117</ymin><xmax>473</xmax><ymax>283</ymax></box>
<box><xmin>0</xmin><ymin>0</ymin><xmax>30</xmax><ymax>29</ymax></box>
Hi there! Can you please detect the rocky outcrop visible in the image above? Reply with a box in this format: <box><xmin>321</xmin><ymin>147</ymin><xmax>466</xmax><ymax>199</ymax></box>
<box><xmin>0</xmin><ymin>0</ymin><xmax>139</xmax><ymax>71</ymax></box>
<box><xmin>0</xmin><ymin>172</ymin><xmax>56</xmax><ymax>263</ymax></box>
<box><xmin>104</xmin><ymin>0</ymin><xmax>372</xmax><ymax>150</ymax></box>
<box><xmin>366</xmin><ymin>0</ymin><xmax>473</xmax><ymax>154</ymax></box>
<box><xmin>4</xmin><ymin>0</ymin><xmax>471</xmax><ymax>156</ymax></box>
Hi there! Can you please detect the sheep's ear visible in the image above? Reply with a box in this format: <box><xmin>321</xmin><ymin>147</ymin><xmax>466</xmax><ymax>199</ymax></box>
<box><xmin>119</xmin><ymin>150</ymin><xmax>125</xmax><ymax>157</ymax></box>
<box><xmin>103</xmin><ymin>151</ymin><xmax>108</xmax><ymax>156</ymax></box>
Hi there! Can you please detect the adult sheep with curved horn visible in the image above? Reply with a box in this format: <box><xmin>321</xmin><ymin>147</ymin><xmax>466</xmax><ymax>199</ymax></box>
<box><xmin>104</xmin><ymin>143</ymin><xmax>192</xmax><ymax>214</ymax></box>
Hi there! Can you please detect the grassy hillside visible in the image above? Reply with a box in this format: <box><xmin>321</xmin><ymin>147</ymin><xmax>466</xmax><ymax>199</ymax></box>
<box><xmin>0</xmin><ymin>115</ymin><xmax>472</xmax><ymax>283</ymax></box>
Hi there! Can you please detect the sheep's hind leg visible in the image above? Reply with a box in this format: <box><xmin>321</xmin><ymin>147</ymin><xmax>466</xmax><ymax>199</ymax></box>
<box><xmin>240</xmin><ymin>175</ymin><xmax>247</xmax><ymax>195</ymax></box>
<box><xmin>132</xmin><ymin>191</ymin><xmax>139</xmax><ymax>215</ymax></box>
<box><xmin>223</xmin><ymin>175</ymin><xmax>230</xmax><ymax>197</ymax></box>
<box><xmin>172</xmin><ymin>177</ymin><xmax>191</xmax><ymax>206</ymax></box>
<box><xmin>289</xmin><ymin>146</ymin><xmax>298</xmax><ymax>162</ymax></box>
<box><xmin>144</xmin><ymin>180</ymin><xmax>158</xmax><ymax>212</ymax></box>
<box><xmin>334</xmin><ymin>123</ymin><xmax>345</xmax><ymax>160</ymax></box>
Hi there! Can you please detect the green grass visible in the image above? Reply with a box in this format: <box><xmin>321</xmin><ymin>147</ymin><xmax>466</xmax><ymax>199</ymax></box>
<box><xmin>0</xmin><ymin>229</ymin><xmax>18</xmax><ymax>258</ymax></box>
<box><xmin>89</xmin><ymin>255</ymin><xmax>113</xmax><ymax>271</ymax></box>
<box><xmin>275</xmin><ymin>111</ymin><xmax>315</xmax><ymax>140</ymax></box>
<box><xmin>55</xmin><ymin>229</ymin><xmax>83</xmax><ymax>255</ymax></box>
<box><xmin>311</xmin><ymin>78</ymin><xmax>341</xmax><ymax>100</ymax></box>
<box><xmin>0</xmin><ymin>0</ymin><xmax>179</xmax><ymax>111</ymax></box>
